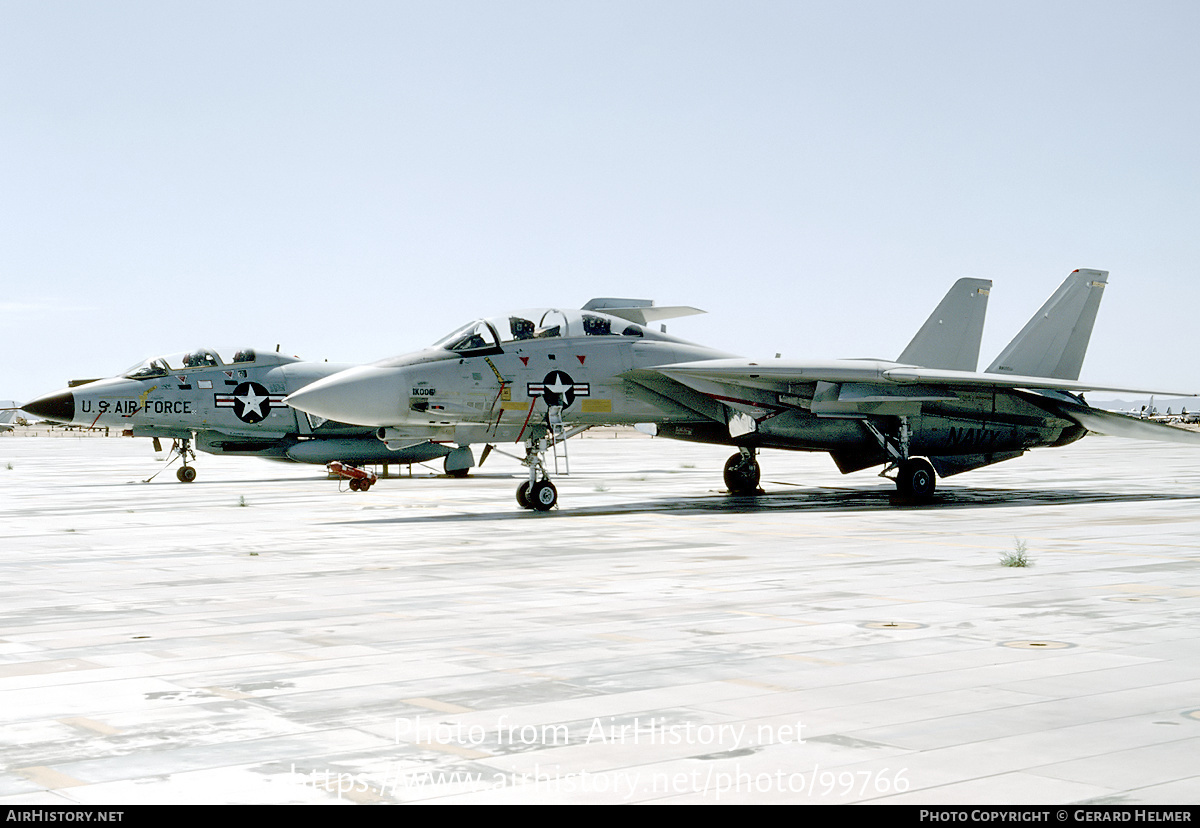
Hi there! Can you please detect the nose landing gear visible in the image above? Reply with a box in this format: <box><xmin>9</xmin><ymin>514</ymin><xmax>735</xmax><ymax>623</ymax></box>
<box><xmin>172</xmin><ymin>437</ymin><xmax>197</xmax><ymax>483</ymax></box>
<box><xmin>516</xmin><ymin>437</ymin><xmax>558</xmax><ymax>511</ymax></box>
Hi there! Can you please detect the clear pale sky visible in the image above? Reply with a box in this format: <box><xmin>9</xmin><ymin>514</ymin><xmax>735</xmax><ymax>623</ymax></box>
<box><xmin>3</xmin><ymin>1</ymin><xmax>1198</xmax><ymax>403</ymax></box>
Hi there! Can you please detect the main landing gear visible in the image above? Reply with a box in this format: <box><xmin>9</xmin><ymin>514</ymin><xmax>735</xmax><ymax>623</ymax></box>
<box><xmin>723</xmin><ymin>448</ymin><xmax>762</xmax><ymax>495</ymax></box>
<box><xmin>894</xmin><ymin>458</ymin><xmax>936</xmax><ymax>500</ymax></box>
<box><xmin>863</xmin><ymin>417</ymin><xmax>937</xmax><ymax>502</ymax></box>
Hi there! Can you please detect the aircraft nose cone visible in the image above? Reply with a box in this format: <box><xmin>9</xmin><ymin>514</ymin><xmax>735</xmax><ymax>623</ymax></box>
<box><xmin>22</xmin><ymin>388</ymin><xmax>75</xmax><ymax>422</ymax></box>
<box><xmin>286</xmin><ymin>365</ymin><xmax>405</xmax><ymax>427</ymax></box>
<box><xmin>22</xmin><ymin>389</ymin><xmax>75</xmax><ymax>423</ymax></box>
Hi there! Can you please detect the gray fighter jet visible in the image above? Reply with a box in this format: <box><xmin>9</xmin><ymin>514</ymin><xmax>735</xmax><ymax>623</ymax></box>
<box><xmin>287</xmin><ymin>271</ymin><xmax>1200</xmax><ymax>510</ymax></box>
<box><xmin>22</xmin><ymin>347</ymin><xmax>467</xmax><ymax>482</ymax></box>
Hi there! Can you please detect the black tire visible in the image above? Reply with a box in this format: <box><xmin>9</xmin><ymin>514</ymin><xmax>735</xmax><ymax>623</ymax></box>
<box><xmin>516</xmin><ymin>481</ymin><xmax>533</xmax><ymax>509</ymax></box>
<box><xmin>177</xmin><ymin>466</ymin><xmax>197</xmax><ymax>483</ymax></box>
<box><xmin>723</xmin><ymin>453</ymin><xmax>761</xmax><ymax>494</ymax></box>
<box><xmin>898</xmin><ymin>459</ymin><xmax>936</xmax><ymax>501</ymax></box>
<box><xmin>531</xmin><ymin>480</ymin><xmax>558</xmax><ymax>511</ymax></box>
<box><xmin>349</xmin><ymin>478</ymin><xmax>362</xmax><ymax>491</ymax></box>
<box><xmin>447</xmin><ymin>468</ymin><xmax>469</xmax><ymax>478</ymax></box>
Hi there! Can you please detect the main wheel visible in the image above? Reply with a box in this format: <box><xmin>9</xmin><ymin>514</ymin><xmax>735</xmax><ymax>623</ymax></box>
<box><xmin>177</xmin><ymin>466</ymin><xmax>197</xmax><ymax>483</ymax></box>
<box><xmin>897</xmin><ymin>459</ymin><xmax>936</xmax><ymax>501</ymax></box>
<box><xmin>723</xmin><ymin>453</ymin><xmax>761</xmax><ymax>494</ymax></box>
<box><xmin>516</xmin><ymin>481</ymin><xmax>533</xmax><ymax>509</ymax></box>
<box><xmin>530</xmin><ymin>480</ymin><xmax>558</xmax><ymax>511</ymax></box>
<box><xmin>349</xmin><ymin>478</ymin><xmax>363</xmax><ymax>491</ymax></box>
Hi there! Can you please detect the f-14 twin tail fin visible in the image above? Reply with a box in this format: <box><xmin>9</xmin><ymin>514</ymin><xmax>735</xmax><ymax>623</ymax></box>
<box><xmin>986</xmin><ymin>269</ymin><xmax>1108</xmax><ymax>380</ymax></box>
<box><xmin>898</xmin><ymin>278</ymin><xmax>992</xmax><ymax>371</ymax></box>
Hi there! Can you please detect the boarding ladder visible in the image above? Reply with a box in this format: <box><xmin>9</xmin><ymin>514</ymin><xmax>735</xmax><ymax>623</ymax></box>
<box><xmin>547</xmin><ymin>405</ymin><xmax>570</xmax><ymax>475</ymax></box>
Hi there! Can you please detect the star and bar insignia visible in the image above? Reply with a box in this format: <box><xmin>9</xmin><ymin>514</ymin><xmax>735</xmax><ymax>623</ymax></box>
<box><xmin>527</xmin><ymin>370</ymin><xmax>590</xmax><ymax>408</ymax></box>
<box><xmin>215</xmin><ymin>381</ymin><xmax>287</xmax><ymax>424</ymax></box>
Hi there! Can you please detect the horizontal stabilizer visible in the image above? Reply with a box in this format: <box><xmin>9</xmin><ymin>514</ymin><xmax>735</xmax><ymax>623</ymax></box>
<box><xmin>1048</xmin><ymin>401</ymin><xmax>1200</xmax><ymax>444</ymax></box>
<box><xmin>898</xmin><ymin>278</ymin><xmax>991</xmax><ymax>371</ymax></box>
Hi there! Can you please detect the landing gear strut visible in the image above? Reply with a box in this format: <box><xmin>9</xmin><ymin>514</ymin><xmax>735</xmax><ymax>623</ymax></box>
<box><xmin>724</xmin><ymin>448</ymin><xmax>761</xmax><ymax>495</ymax></box>
<box><xmin>516</xmin><ymin>436</ymin><xmax>557</xmax><ymax>511</ymax></box>
<box><xmin>863</xmin><ymin>416</ymin><xmax>937</xmax><ymax>502</ymax></box>
<box><xmin>173</xmin><ymin>437</ymin><xmax>197</xmax><ymax>483</ymax></box>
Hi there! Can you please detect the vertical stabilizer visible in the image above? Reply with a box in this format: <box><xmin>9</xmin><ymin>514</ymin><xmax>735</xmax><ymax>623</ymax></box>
<box><xmin>897</xmin><ymin>278</ymin><xmax>992</xmax><ymax>370</ymax></box>
<box><xmin>986</xmin><ymin>269</ymin><xmax>1108</xmax><ymax>380</ymax></box>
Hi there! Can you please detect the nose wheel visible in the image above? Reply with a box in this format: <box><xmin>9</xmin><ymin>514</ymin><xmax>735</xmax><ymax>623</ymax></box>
<box><xmin>173</xmin><ymin>437</ymin><xmax>197</xmax><ymax>483</ymax></box>
<box><xmin>517</xmin><ymin>478</ymin><xmax>558</xmax><ymax>511</ymax></box>
<box><xmin>516</xmin><ymin>438</ymin><xmax>558</xmax><ymax>511</ymax></box>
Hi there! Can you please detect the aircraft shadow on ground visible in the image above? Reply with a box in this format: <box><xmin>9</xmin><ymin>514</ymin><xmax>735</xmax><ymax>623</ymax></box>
<box><xmin>114</xmin><ymin>471</ymin><xmax>519</xmax><ymax>487</ymax></box>
<box><xmin>332</xmin><ymin>485</ymin><xmax>1200</xmax><ymax>525</ymax></box>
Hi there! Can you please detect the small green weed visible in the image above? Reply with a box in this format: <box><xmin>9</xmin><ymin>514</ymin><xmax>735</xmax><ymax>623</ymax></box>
<box><xmin>1001</xmin><ymin>537</ymin><xmax>1031</xmax><ymax>567</ymax></box>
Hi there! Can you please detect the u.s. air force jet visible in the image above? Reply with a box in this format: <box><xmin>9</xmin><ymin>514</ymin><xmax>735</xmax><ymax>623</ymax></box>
<box><xmin>285</xmin><ymin>271</ymin><xmax>1200</xmax><ymax>510</ymax></box>
<box><xmin>22</xmin><ymin>347</ymin><xmax>466</xmax><ymax>482</ymax></box>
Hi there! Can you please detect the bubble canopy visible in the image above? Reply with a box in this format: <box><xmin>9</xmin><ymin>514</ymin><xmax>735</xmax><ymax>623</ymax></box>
<box><xmin>121</xmin><ymin>348</ymin><xmax>301</xmax><ymax>380</ymax></box>
<box><xmin>431</xmin><ymin>309</ymin><xmax>689</xmax><ymax>356</ymax></box>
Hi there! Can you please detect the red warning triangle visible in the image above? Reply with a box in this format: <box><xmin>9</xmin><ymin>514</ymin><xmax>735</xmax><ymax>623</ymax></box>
<box><xmin>576</xmin><ymin>355</ymin><xmax>586</xmax><ymax>365</ymax></box>
<box><xmin>520</xmin><ymin>356</ymin><xmax>529</xmax><ymax>366</ymax></box>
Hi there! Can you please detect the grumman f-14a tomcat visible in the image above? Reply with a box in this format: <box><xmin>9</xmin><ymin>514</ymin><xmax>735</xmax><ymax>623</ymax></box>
<box><xmin>285</xmin><ymin>272</ymin><xmax>1200</xmax><ymax>510</ymax></box>
<box><xmin>22</xmin><ymin>347</ymin><xmax>466</xmax><ymax>482</ymax></box>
